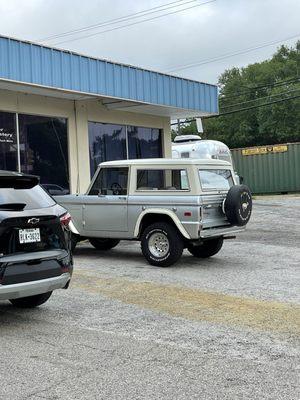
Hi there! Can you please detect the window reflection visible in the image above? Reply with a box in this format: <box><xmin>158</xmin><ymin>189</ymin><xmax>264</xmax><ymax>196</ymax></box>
<box><xmin>88</xmin><ymin>122</ymin><xmax>126</xmax><ymax>176</ymax></box>
<box><xmin>19</xmin><ymin>115</ymin><xmax>69</xmax><ymax>191</ymax></box>
<box><xmin>0</xmin><ymin>112</ymin><xmax>18</xmax><ymax>171</ymax></box>
<box><xmin>88</xmin><ymin>122</ymin><xmax>162</xmax><ymax>177</ymax></box>
<box><xmin>128</xmin><ymin>126</ymin><xmax>162</xmax><ymax>159</ymax></box>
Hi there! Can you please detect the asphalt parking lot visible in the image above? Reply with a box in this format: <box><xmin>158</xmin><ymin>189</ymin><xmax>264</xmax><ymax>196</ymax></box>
<box><xmin>1</xmin><ymin>196</ymin><xmax>299</xmax><ymax>400</ymax></box>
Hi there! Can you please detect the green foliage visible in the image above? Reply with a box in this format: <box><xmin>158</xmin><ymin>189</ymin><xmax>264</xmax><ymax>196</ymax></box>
<box><xmin>171</xmin><ymin>120</ymin><xmax>200</xmax><ymax>141</ymax></box>
<box><xmin>201</xmin><ymin>42</ymin><xmax>300</xmax><ymax>148</ymax></box>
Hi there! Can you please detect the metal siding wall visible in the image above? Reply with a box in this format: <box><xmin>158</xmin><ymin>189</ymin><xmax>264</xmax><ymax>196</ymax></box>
<box><xmin>143</xmin><ymin>70</ymin><xmax>150</xmax><ymax>102</ymax></box>
<box><xmin>31</xmin><ymin>45</ymin><xmax>42</xmax><ymax>85</ymax></box>
<box><xmin>70</xmin><ymin>54</ymin><xmax>80</xmax><ymax>90</ymax></box>
<box><xmin>9</xmin><ymin>41</ymin><xmax>19</xmax><ymax>79</ymax></box>
<box><xmin>136</xmin><ymin>69</ymin><xmax>143</xmax><ymax>102</ymax></box>
<box><xmin>88</xmin><ymin>58</ymin><xmax>98</xmax><ymax>93</ymax></box>
<box><xmin>52</xmin><ymin>50</ymin><xmax>62</xmax><ymax>88</ymax></box>
<box><xmin>231</xmin><ymin>143</ymin><xmax>300</xmax><ymax>194</ymax></box>
<box><xmin>163</xmin><ymin>76</ymin><xmax>170</xmax><ymax>107</ymax></box>
<box><xmin>0</xmin><ymin>36</ymin><xmax>217</xmax><ymax>113</ymax></box>
<box><xmin>150</xmin><ymin>72</ymin><xmax>158</xmax><ymax>104</ymax></box>
<box><xmin>176</xmin><ymin>78</ymin><xmax>183</xmax><ymax>108</ymax></box>
<box><xmin>157</xmin><ymin>74</ymin><xmax>164</xmax><ymax>105</ymax></box>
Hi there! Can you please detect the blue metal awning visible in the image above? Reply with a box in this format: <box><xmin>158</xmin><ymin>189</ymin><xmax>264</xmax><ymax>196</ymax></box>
<box><xmin>0</xmin><ymin>35</ymin><xmax>218</xmax><ymax>118</ymax></box>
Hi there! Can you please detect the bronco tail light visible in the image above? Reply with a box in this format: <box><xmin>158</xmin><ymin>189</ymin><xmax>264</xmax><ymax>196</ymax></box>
<box><xmin>60</xmin><ymin>212</ymin><xmax>72</xmax><ymax>227</ymax></box>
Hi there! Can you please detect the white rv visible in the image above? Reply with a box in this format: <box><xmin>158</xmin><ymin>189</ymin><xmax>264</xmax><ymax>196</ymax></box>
<box><xmin>172</xmin><ymin>135</ymin><xmax>241</xmax><ymax>183</ymax></box>
<box><xmin>172</xmin><ymin>135</ymin><xmax>233</xmax><ymax>163</ymax></box>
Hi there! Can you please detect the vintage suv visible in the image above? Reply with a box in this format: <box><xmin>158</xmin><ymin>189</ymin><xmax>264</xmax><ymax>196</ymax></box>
<box><xmin>57</xmin><ymin>159</ymin><xmax>252</xmax><ymax>267</ymax></box>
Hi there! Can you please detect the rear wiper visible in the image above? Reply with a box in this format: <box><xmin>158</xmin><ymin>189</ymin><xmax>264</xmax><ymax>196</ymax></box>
<box><xmin>0</xmin><ymin>203</ymin><xmax>26</xmax><ymax>211</ymax></box>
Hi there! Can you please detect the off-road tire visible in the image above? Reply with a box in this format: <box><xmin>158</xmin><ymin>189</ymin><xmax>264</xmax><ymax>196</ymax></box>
<box><xmin>9</xmin><ymin>292</ymin><xmax>52</xmax><ymax>308</ymax></box>
<box><xmin>89</xmin><ymin>238</ymin><xmax>120</xmax><ymax>251</ymax></box>
<box><xmin>224</xmin><ymin>185</ymin><xmax>252</xmax><ymax>226</ymax></box>
<box><xmin>141</xmin><ymin>222</ymin><xmax>184</xmax><ymax>267</ymax></box>
<box><xmin>188</xmin><ymin>237</ymin><xmax>224</xmax><ymax>258</ymax></box>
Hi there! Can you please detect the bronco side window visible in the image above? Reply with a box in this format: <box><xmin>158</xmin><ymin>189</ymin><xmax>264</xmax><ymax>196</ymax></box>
<box><xmin>89</xmin><ymin>167</ymin><xmax>128</xmax><ymax>196</ymax></box>
<box><xmin>136</xmin><ymin>169</ymin><xmax>189</xmax><ymax>191</ymax></box>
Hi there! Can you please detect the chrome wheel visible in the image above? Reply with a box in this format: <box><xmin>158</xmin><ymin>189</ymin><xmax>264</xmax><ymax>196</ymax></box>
<box><xmin>148</xmin><ymin>232</ymin><xmax>170</xmax><ymax>258</ymax></box>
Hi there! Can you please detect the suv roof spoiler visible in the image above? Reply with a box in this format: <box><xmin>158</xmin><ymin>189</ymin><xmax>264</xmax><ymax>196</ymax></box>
<box><xmin>0</xmin><ymin>171</ymin><xmax>39</xmax><ymax>189</ymax></box>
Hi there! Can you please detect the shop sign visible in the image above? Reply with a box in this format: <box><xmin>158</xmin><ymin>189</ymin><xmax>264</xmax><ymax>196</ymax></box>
<box><xmin>0</xmin><ymin>128</ymin><xmax>16</xmax><ymax>144</ymax></box>
<box><xmin>242</xmin><ymin>145</ymin><xmax>288</xmax><ymax>156</ymax></box>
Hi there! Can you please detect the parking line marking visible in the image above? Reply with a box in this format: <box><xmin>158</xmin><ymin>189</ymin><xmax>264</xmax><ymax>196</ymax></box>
<box><xmin>73</xmin><ymin>271</ymin><xmax>300</xmax><ymax>335</ymax></box>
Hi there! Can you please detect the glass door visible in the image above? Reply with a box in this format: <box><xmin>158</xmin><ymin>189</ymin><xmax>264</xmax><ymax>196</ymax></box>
<box><xmin>0</xmin><ymin>112</ymin><xmax>18</xmax><ymax>172</ymax></box>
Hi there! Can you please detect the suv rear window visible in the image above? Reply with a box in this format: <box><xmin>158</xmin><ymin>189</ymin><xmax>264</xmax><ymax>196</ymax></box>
<box><xmin>199</xmin><ymin>169</ymin><xmax>233</xmax><ymax>191</ymax></box>
<box><xmin>137</xmin><ymin>169</ymin><xmax>189</xmax><ymax>191</ymax></box>
<box><xmin>0</xmin><ymin>185</ymin><xmax>55</xmax><ymax>210</ymax></box>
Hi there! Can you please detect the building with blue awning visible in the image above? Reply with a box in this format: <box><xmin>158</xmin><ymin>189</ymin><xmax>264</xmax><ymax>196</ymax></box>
<box><xmin>0</xmin><ymin>35</ymin><xmax>218</xmax><ymax>192</ymax></box>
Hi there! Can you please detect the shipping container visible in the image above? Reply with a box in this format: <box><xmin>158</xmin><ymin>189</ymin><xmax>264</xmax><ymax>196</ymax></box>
<box><xmin>231</xmin><ymin>142</ymin><xmax>300</xmax><ymax>194</ymax></box>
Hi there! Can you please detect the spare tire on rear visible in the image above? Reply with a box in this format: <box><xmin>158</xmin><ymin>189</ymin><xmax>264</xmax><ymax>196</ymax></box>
<box><xmin>224</xmin><ymin>185</ymin><xmax>252</xmax><ymax>226</ymax></box>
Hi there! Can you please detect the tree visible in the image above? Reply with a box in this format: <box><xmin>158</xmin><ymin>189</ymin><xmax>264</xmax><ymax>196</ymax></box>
<box><xmin>200</xmin><ymin>42</ymin><xmax>300</xmax><ymax>148</ymax></box>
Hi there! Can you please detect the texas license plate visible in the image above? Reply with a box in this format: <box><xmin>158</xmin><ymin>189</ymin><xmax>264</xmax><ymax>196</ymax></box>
<box><xmin>19</xmin><ymin>228</ymin><xmax>41</xmax><ymax>244</ymax></box>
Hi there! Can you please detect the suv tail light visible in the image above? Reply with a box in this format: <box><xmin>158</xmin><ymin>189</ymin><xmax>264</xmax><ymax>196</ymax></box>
<box><xmin>60</xmin><ymin>212</ymin><xmax>71</xmax><ymax>227</ymax></box>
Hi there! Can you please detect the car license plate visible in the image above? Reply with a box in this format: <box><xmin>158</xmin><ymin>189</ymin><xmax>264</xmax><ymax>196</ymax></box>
<box><xmin>19</xmin><ymin>228</ymin><xmax>41</xmax><ymax>244</ymax></box>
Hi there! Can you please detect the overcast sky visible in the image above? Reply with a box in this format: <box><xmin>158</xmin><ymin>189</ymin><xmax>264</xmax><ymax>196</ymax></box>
<box><xmin>0</xmin><ymin>0</ymin><xmax>299</xmax><ymax>84</ymax></box>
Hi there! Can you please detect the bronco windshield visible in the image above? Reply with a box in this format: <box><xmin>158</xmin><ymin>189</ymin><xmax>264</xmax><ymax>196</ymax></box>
<box><xmin>199</xmin><ymin>169</ymin><xmax>233</xmax><ymax>191</ymax></box>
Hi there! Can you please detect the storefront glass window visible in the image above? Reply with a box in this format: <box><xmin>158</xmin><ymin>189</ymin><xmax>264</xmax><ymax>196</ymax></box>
<box><xmin>88</xmin><ymin>122</ymin><xmax>126</xmax><ymax>176</ymax></box>
<box><xmin>127</xmin><ymin>126</ymin><xmax>162</xmax><ymax>159</ymax></box>
<box><xmin>0</xmin><ymin>112</ymin><xmax>18</xmax><ymax>171</ymax></box>
<box><xmin>19</xmin><ymin>115</ymin><xmax>69</xmax><ymax>191</ymax></box>
<box><xmin>88</xmin><ymin>122</ymin><xmax>162</xmax><ymax>177</ymax></box>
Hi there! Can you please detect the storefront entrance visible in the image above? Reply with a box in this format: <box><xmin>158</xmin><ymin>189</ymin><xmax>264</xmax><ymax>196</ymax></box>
<box><xmin>0</xmin><ymin>111</ymin><xmax>69</xmax><ymax>191</ymax></box>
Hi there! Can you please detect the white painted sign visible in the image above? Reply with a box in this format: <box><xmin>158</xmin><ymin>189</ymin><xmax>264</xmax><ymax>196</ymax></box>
<box><xmin>0</xmin><ymin>128</ymin><xmax>15</xmax><ymax>144</ymax></box>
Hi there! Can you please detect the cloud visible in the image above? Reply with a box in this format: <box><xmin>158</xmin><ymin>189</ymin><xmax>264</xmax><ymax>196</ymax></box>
<box><xmin>0</xmin><ymin>0</ymin><xmax>298</xmax><ymax>84</ymax></box>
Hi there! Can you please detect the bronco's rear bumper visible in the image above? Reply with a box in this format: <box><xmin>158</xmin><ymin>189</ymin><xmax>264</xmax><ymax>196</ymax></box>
<box><xmin>0</xmin><ymin>273</ymin><xmax>71</xmax><ymax>300</ymax></box>
<box><xmin>200</xmin><ymin>226</ymin><xmax>246</xmax><ymax>239</ymax></box>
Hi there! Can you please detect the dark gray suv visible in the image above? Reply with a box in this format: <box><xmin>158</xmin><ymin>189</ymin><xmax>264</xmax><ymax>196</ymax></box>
<box><xmin>0</xmin><ymin>171</ymin><xmax>73</xmax><ymax>308</ymax></box>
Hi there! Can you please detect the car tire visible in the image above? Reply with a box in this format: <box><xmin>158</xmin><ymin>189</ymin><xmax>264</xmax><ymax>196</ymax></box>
<box><xmin>188</xmin><ymin>237</ymin><xmax>224</xmax><ymax>258</ymax></box>
<box><xmin>89</xmin><ymin>238</ymin><xmax>120</xmax><ymax>251</ymax></box>
<box><xmin>224</xmin><ymin>185</ymin><xmax>252</xmax><ymax>226</ymax></box>
<box><xmin>141</xmin><ymin>222</ymin><xmax>184</xmax><ymax>267</ymax></box>
<box><xmin>9</xmin><ymin>292</ymin><xmax>52</xmax><ymax>308</ymax></box>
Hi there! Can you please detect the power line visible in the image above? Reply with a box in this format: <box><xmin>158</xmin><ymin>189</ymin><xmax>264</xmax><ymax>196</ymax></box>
<box><xmin>221</xmin><ymin>87</ymin><xmax>300</xmax><ymax>109</ymax></box>
<box><xmin>171</xmin><ymin>94</ymin><xmax>300</xmax><ymax>124</ymax></box>
<box><xmin>207</xmin><ymin>94</ymin><xmax>300</xmax><ymax>118</ymax></box>
<box><xmin>39</xmin><ymin>0</ymin><xmax>195</xmax><ymax>42</ymax></box>
<box><xmin>52</xmin><ymin>0</ymin><xmax>216</xmax><ymax>45</ymax></box>
<box><xmin>220</xmin><ymin>77</ymin><xmax>300</xmax><ymax>100</ymax></box>
<box><xmin>165</xmin><ymin>33</ymin><xmax>300</xmax><ymax>72</ymax></box>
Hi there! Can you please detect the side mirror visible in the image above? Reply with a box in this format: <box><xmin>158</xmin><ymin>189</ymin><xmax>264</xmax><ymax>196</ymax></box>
<box><xmin>239</xmin><ymin>176</ymin><xmax>244</xmax><ymax>184</ymax></box>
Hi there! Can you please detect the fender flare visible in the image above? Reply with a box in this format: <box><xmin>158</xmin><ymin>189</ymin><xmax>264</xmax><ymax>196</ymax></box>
<box><xmin>134</xmin><ymin>209</ymin><xmax>191</xmax><ymax>239</ymax></box>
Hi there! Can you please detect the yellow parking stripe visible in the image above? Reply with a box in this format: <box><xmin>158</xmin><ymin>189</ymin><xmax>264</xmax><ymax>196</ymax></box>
<box><xmin>73</xmin><ymin>271</ymin><xmax>300</xmax><ymax>335</ymax></box>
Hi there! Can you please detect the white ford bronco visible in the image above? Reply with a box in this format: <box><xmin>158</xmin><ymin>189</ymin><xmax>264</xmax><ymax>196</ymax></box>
<box><xmin>57</xmin><ymin>159</ymin><xmax>252</xmax><ymax>267</ymax></box>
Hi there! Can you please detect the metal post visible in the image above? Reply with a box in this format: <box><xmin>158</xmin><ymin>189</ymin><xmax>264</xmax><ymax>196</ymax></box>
<box><xmin>125</xmin><ymin>125</ymin><xmax>129</xmax><ymax>160</ymax></box>
<box><xmin>15</xmin><ymin>113</ymin><xmax>21</xmax><ymax>172</ymax></box>
<box><xmin>177</xmin><ymin>119</ymin><xmax>181</xmax><ymax>135</ymax></box>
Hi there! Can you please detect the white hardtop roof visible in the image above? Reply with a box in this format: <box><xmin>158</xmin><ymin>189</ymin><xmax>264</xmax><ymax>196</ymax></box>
<box><xmin>99</xmin><ymin>158</ymin><xmax>232</xmax><ymax>167</ymax></box>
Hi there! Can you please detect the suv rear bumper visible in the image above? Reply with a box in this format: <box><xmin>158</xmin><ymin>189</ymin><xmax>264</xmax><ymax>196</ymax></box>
<box><xmin>200</xmin><ymin>226</ymin><xmax>246</xmax><ymax>239</ymax></box>
<box><xmin>0</xmin><ymin>273</ymin><xmax>71</xmax><ymax>301</ymax></box>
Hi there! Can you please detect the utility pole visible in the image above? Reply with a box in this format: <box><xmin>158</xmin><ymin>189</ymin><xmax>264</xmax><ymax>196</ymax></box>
<box><xmin>177</xmin><ymin>119</ymin><xmax>181</xmax><ymax>135</ymax></box>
